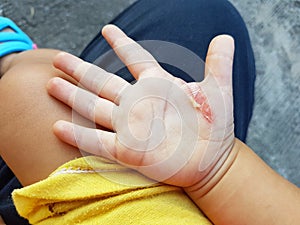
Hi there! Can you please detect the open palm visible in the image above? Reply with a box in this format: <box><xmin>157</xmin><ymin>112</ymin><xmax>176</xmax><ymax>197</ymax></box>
<box><xmin>47</xmin><ymin>25</ymin><xmax>235</xmax><ymax>188</ymax></box>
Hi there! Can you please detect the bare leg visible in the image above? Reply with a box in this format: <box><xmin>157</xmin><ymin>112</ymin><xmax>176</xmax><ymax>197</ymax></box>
<box><xmin>0</xmin><ymin>216</ymin><xmax>5</xmax><ymax>225</ymax></box>
<box><xmin>0</xmin><ymin>49</ymin><xmax>84</xmax><ymax>186</ymax></box>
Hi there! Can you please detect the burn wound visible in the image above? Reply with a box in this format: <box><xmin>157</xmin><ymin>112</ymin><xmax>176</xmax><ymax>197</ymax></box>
<box><xmin>187</xmin><ymin>85</ymin><xmax>213</xmax><ymax>123</ymax></box>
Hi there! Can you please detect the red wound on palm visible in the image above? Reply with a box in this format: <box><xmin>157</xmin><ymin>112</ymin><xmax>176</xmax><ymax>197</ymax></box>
<box><xmin>186</xmin><ymin>85</ymin><xmax>213</xmax><ymax>124</ymax></box>
<box><xmin>194</xmin><ymin>91</ymin><xmax>213</xmax><ymax>123</ymax></box>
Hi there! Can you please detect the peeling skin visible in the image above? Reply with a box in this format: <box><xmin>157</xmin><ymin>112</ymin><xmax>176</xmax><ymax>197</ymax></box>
<box><xmin>187</xmin><ymin>87</ymin><xmax>213</xmax><ymax>124</ymax></box>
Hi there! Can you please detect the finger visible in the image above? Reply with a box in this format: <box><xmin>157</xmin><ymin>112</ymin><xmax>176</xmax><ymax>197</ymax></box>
<box><xmin>204</xmin><ymin>35</ymin><xmax>235</xmax><ymax>91</ymax></box>
<box><xmin>203</xmin><ymin>35</ymin><xmax>235</xmax><ymax>123</ymax></box>
<box><xmin>202</xmin><ymin>35</ymin><xmax>235</xmax><ymax>136</ymax></box>
<box><xmin>53</xmin><ymin>52</ymin><xmax>130</xmax><ymax>103</ymax></box>
<box><xmin>47</xmin><ymin>77</ymin><xmax>115</xmax><ymax>130</ymax></box>
<box><xmin>53</xmin><ymin>120</ymin><xmax>117</xmax><ymax>161</ymax></box>
<box><xmin>102</xmin><ymin>24</ymin><xmax>164</xmax><ymax>79</ymax></box>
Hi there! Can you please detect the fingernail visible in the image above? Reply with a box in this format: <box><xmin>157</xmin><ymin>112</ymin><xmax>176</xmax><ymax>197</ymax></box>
<box><xmin>46</xmin><ymin>77</ymin><xmax>62</xmax><ymax>89</ymax></box>
<box><xmin>55</xmin><ymin>52</ymin><xmax>82</xmax><ymax>73</ymax></box>
<box><xmin>54</xmin><ymin>52</ymin><xmax>68</xmax><ymax>63</ymax></box>
<box><xmin>54</xmin><ymin>120</ymin><xmax>69</xmax><ymax>132</ymax></box>
<box><xmin>102</xmin><ymin>24</ymin><xmax>124</xmax><ymax>39</ymax></box>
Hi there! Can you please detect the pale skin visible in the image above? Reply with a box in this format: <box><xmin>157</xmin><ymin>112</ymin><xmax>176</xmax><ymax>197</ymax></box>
<box><xmin>0</xmin><ymin>25</ymin><xmax>299</xmax><ymax>225</ymax></box>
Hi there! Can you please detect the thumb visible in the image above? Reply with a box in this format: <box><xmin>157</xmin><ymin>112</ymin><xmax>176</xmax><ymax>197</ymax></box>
<box><xmin>182</xmin><ymin>36</ymin><xmax>234</xmax><ymax>124</ymax></box>
<box><xmin>204</xmin><ymin>35</ymin><xmax>235</xmax><ymax>90</ymax></box>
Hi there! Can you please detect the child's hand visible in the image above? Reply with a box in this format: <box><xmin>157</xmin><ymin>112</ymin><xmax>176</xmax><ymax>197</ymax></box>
<box><xmin>47</xmin><ymin>25</ymin><xmax>235</xmax><ymax>188</ymax></box>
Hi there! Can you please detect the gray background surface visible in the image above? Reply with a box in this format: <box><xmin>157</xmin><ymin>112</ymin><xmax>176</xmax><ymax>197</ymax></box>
<box><xmin>1</xmin><ymin>0</ymin><xmax>299</xmax><ymax>187</ymax></box>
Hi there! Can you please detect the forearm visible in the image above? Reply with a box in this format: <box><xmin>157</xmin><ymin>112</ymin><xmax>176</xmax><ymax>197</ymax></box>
<box><xmin>186</xmin><ymin>139</ymin><xmax>300</xmax><ymax>225</ymax></box>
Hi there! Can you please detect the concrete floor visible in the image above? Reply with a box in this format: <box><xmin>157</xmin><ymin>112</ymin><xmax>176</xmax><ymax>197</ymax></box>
<box><xmin>0</xmin><ymin>0</ymin><xmax>299</xmax><ymax>187</ymax></box>
<box><xmin>230</xmin><ymin>0</ymin><xmax>300</xmax><ymax>187</ymax></box>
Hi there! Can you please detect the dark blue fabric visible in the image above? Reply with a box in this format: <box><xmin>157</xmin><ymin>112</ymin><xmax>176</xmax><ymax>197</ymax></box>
<box><xmin>0</xmin><ymin>157</ymin><xmax>30</xmax><ymax>224</ymax></box>
<box><xmin>1</xmin><ymin>0</ymin><xmax>255</xmax><ymax>224</ymax></box>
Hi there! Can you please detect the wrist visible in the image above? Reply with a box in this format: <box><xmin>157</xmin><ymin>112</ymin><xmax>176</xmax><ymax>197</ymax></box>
<box><xmin>184</xmin><ymin>138</ymin><xmax>241</xmax><ymax>202</ymax></box>
<box><xmin>185</xmin><ymin>139</ymin><xmax>300</xmax><ymax>225</ymax></box>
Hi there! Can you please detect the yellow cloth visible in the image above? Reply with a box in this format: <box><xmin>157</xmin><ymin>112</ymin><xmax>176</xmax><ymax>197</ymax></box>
<box><xmin>12</xmin><ymin>156</ymin><xmax>212</xmax><ymax>225</ymax></box>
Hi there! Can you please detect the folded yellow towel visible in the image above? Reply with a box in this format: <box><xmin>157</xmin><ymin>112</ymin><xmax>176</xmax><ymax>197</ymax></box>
<box><xmin>12</xmin><ymin>156</ymin><xmax>212</xmax><ymax>225</ymax></box>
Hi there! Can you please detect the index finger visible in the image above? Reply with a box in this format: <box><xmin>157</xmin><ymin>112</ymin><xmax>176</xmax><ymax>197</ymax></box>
<box><xmin>102</xmin><ymin>24</ymin><xmax>164</xmax><ymax>80</ymax></box>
